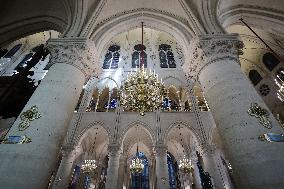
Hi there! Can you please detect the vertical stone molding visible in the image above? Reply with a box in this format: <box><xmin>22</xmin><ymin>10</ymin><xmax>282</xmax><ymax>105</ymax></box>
<box><xmin>190</xmin><ymin>152</ymin><xmax>202</xmax><ymax>189</ymax></box>
<box><xmin>184</xmin><ymin>34</ymin><xmax>284</xmax><ymax>189</ymax></box>
<box><xmin>154</xmin><ymin>145</ymin><xmax>170</xmax><ymax>189</ymax></box>
<box><xmin>0</xmin><ymin>38</ymin><xmax>100</xmax><ymax>189</ymax></box>
<box><xmin>201</xmin><ymin>145</ymin><xmax>225</xmax><ymax>189</ymax></box>
<box><xmin>52</xmin><ymin>146</ymin><xmax>76</xmax><ymax>189</ymax></box>
<box><xmin>105</xmin><ymin>145</ymin><xmax>122</xmax><ymax>189</ymax></box>
<box><xmin>117</xmin><ymin>154</ymin><xmax>127</xmax><ymax>189</ymax></box>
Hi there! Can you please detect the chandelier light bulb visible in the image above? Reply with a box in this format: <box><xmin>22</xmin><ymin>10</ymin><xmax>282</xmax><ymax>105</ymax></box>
<box><xmin>179</xmin><ymin>156</ymin><xmax>193</xmax><ymax>174</ymax></box>
<box><xmin>81</xmin><ymin>159</ymin><xmax>97</xmax><ymax>173</ymax></box>
<box><xmin>130</xmin><ymin>157</ymin><xmax>144</xmax><ymax>173</ymax></box>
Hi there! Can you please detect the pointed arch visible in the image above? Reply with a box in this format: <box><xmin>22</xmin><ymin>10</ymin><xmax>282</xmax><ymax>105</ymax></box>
<box><xmin>120</xmin><ymin>120</ymin><xmax>156</xmax><ymax>145</ymax></box>
<box><xmin>165</xmin><ymin>121</ymin><xmax>204</xmax><ymax>145</ymax></box>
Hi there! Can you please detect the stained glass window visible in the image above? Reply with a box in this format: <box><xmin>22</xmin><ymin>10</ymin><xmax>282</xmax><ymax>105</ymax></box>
<box><xmin>15</xmin><ymin>53</ymin><xmax>33</xmax><ymax>70</ymax></box>
<box><xmin>162</xmin><ymin>98</ymin><xmax>171</xmax><ymax>110</ymax></box>
<box><xmin>105</xmin><ymin>99</ymin><xmax>117</xmax><ymax>109</ymax></box>
<box><xmin>249</xmin><ymin>70</ymin><xmax>262</xmax><ymax>86</ymax></box>
<box><xmin>159</xmin><ymin>44</ymin><xmax>176</xmax><ymax>68</ymax></box>
<box><xmin>132</xmin><ymin>44</ymin><xmax>147</xmax><ymax>68</ymax></box>
<box><xmin>263</xmin><ymin>53</ymin><xmax>279</xmax><ymax>71</ymax></box>
<box><xmin>69</xmin><ymin>165</ymin><xmax>81</xmax><ymax>189</ymax></box>
<box><xmin>0</xmin><ymin>48</ymin><xmax>8</xmax><ymax>58</ymax></box>
<box><xmin>4</xmin><ymin>44</ymin><xmax>22</xmax><ymax>58</ymax></box>
<box><xmin>32</xmin><ymin>44</ymin><xmax>44</xmax><ymax>53</ymax></box>
<box><xmin>103</xmin><ymin>45</ymin><xmax>120</xmax><ymax>69</ymax></box>
<box><xmin>167</xmin><ymin>152</ymin><xmax>178</xmax><ymax>189</ymax></box>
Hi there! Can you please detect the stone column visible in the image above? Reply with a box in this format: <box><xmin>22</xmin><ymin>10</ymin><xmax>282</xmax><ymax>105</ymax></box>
<box><xmin>201</xmin><ymin>145</ymin><xmax>224</xmax><ymax>189</ymax></box>
<box><xmin>154</xmin><ymin>145</ymin><xmax>170</xmax><ymax>189</ymax></box>
<box><xmin>184</xmin><ymin>34</ymin><xmax>284</xmax><ymax>189</ymax></box>
<box><xmin>105</xmin><ymin>145</ymin><xmax>121</xmax><ymax>189</ymax></box>
<box><xmin>191</xmin><ymin>155</ymin><xmax>202</xmax><ymax>189</ymax></box>
<box><xmin>149</xmin><ymin>157</ymin><xmax>155</xmax><ymax>189</ymax></box>
<box><xmin>117</xmin><ymin>154</ymin><xmax>127</xmax><ymax>189</ymax></box>
<box><xmin>52</xmin><ymin>146</ymin><xmax>77</xmax><ymax>189</ymax></box>
<box><xmin>0</xmin><ymin>38</ymin><xmax>101</xmax><ymax>189</ymax></box>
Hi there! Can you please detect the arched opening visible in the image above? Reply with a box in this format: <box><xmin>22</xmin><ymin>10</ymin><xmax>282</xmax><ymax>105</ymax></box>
<box><xmin>70</xmin><ymin>125</ymin><xmax>109</xmax><ymax>189</ymax></box>
<box><xmin>166</xmin><ymin>124</ymin><xmax>201</xmax><ymax>189</ymax></box>
<box><xmin>263</xmin><ymin>52</ymin><xmax>280</xmax><ymax>71</ymax></box>
<box><xmin>249</xmin><ymin>70</ymin><xmax>262</xmax><ymax>86</ymax></box>
<box><xmin>121</xmin><ymin>124</ymin><xmax>154</xmax><ymax>189</ymax></box>
<box><xmin>130</xmin><ymin>152</ymin><xmax>150</xmax><ymax>189</ymax></box>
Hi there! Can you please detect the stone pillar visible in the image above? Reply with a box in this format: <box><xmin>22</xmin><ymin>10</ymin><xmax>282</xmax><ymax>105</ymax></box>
<box><xmin>0</xmin><ymin>38</ymin><xmax>101</xmax><ymax>189</ymax></box>
<box><xmin>105</xmin><ymin>145</ymin><xmax>121</xmax><ymax>189</ymax></box>
<box><xmin>52</xmin><ymin>146</ymin><xmax>77</xmax><ymax>189</ymax></box>
<box><xmin>117</xmin><ymin>154</ymin><xmax>127</xmax><ymax>189</ymax></box>
<box><xmin>201</xmin><ymin>145</ymin><xmax>224</xmax><ymax>189</ymax></box>
<box><xmin>149</xmin><ymin>157</ymin><xmax>155</xmax><ymax>189</ymax></box>
<box><xmin>184</xmin><ymin>34</ymin><xmax>284</xmax><ymax>189</ymax></box>
<box><xmin>154</xmin><ymin>145</ymin><xmax>170</xmax><ymax>189</ymax></box>
<box><xmin>191</xmin><ymin>156</ymin><xmax>202</xmax><ymax>189</ymax></box>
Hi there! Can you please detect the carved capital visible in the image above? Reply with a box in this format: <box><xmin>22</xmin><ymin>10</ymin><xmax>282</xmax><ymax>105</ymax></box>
<box><xmin>108</xmin><ymin>144</ymin><xmax>122</xmax><ymax>156</ymax></box>
<box><xmin>154</xmin><ymin>144</ymin><xmax>167</xmax><ymax>157</ymax></box>
<box><xmin>47</xmin><ymin>38</ymin><xmax>102</xmax><ymax>79</ymax></box>
<box><xmin>61</xmin><ymin>144</ymin><xmax>75</xmax><ymax>152</ymax></box>
<box><xmin>183</xmin><ymin>34</ymin><xmax>243</xmax><ymax>81</ymax></box>
<box><xmin>200</xmin><ymin>144</ymin><xmax>216</xmax><ymax>157</ymax></box>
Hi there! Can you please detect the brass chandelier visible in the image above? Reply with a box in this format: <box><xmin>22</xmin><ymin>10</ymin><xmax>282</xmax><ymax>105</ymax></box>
<box><xmin>179</xmin><ymin>155</ymin><xmax>193</xmax><ymax>174</ymax></box>
<box><xmin>81</xmin><ymin>159</ymin><xmax>97</xmax><ymax>173</ymax></box>
<box><xmin>130</xmin><ymin>144</ymin><xmax>144</xmax><ymax>173</ymax></box>
<box><xmin>120</xmin><ymin>22</ymin><xmax>166</xmax><ymax>116</ymax></box>
<box><xmin>130</xmin><ymin>156</ymin><xmax>144</xmax><ymax>173</ymax></box>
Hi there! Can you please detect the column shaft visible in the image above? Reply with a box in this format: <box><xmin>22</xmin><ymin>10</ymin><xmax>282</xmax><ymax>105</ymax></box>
<box><xmin>105</xmin><ymin>146</ymin><xmax>121</xmax><ymax>189</ymax></box>
<box><xmin>155</xmin><ymin>146</ymin><xmax>170</xmax><ymax>189</ymax></box>
<box><xmin>192</xmin><ymin>161</ymin><xmax>202</xmax><ymax>189</ymax></box>
<box><xmin>0</xmin><ymin>63</ymin><xmax>85</xmax><ymax>189</ymax></box>
<box><xmin>0</xmin><ymin>38</ymin><xmax>100</xmax><ymax>189</ymax></box>
<box><xmin>202</xmin><ymin>147</ymin><xmax>224</xmax><ymax>189</ymax></box>
<box><xmin>52</xmin><ymin>149</ymin><xmax>76</xmax><ymax>189</ymax></box>
<box><xmin>184</xmin><ymin>34</ymin><xmax>284</xmax><ymax>189</ymax></box>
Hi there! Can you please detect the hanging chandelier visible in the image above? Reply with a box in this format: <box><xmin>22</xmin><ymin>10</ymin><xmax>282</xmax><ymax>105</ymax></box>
<box><xmin>81</xmin><ymin>160</ymin><xmax>97</xmax><ymax>173</ymax></box>
<box><xmin>130</xmin><ymin>156</ymin><xmax>144</xmax><ymax>173</ymax></box>
<box><xmin>120</xmin><ymin>22</ymin><xmax>166</xmax><ymax>116</ymax></box>
<box><xmin>179</xmin><ymin>156</ymin><xmax>193</xmax><ymax>174</ymax></box>
<box><xmin>130</xmin><ymin>143</ymin><xmax>144</xmax><ymax>173</ymax></box>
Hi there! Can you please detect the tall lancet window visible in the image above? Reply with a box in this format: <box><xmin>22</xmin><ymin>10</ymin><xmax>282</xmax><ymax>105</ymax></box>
<box><xmin>159</xmin><ymin>44</ymin><xmax>176</xmax><ymax>68</ymax></box>
<box><xmin>132</xmin><ymin>44</ymin><xmax>147</xmax><ymax>68</ymax></box>
<box><xmin>263</xmin><ymin>52</ymin><xmax>279</xmax><ymax>71</ymax></box>
<box><xmin>167</xmin><ymin>152</ymin><xmax>179</xmax><ymax>189</ymax></box>
<box><xmin>103</xmin><ymin>45</ymin><xmax>120</xmax><ymax>69</ymax></box>
<box><xmin>4</xmin><ymin>44</ymin><xmax>22</xmax><ymax>58</ymax></box>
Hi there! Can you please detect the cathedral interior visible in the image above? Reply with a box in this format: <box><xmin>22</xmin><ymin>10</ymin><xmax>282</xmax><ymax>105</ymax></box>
<box><xmin>0</xmin><ymin>0</ymin><xmax>284</xmax><ymax>189</ymax></box>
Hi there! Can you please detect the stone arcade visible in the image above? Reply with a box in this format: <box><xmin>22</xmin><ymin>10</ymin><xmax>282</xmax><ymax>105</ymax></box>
<box><xmin>0</xmin><ymin>0</ymin><xmax>284</xmax><ymax>189</ymax></box>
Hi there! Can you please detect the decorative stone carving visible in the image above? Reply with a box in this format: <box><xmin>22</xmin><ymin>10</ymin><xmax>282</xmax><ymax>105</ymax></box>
<box><xmin>18</xmin><ymin>105</ymin><xmax>41</xmax><ymax>131</ymax></box>
<box><xmin>47</xmin><ymin>38</ymin><xmax>102</xmax><ymax>79</ymax></box>
<box><xmin>183</xmin><ymin>34</ymin><xmax>243</xmax><ymax>81</ymax></box>
<box><xmin>108</xmin><ymin>144</ymin><xmax>122</xmax><ymax>156</ymax></box>
<box><xmin>154</xmin><ymin>144</ymin><xmax>167</xmax><ymax>157</ymax></box>
<box><xmin>248</xmin><ymin>103</ymin><xmax>272</xmax><ymax>129</ymax></box>
<box><xmin>200</xmin><ymin>144</ymin><xmax>216</xmax><ymax>157</ymax></box>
